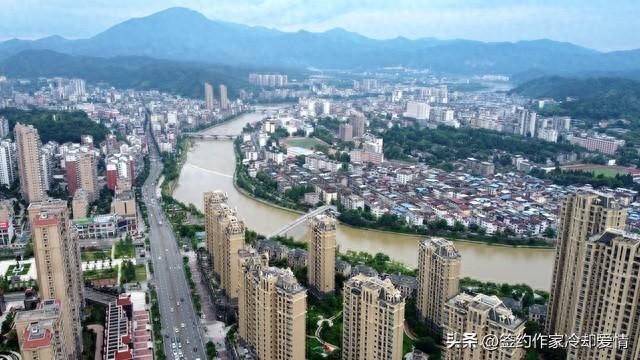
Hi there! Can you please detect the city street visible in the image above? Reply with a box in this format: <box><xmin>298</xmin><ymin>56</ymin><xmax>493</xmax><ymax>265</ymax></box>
<box><xmin>143</xmin><ymin>123</ymin><xmax>207</xmax><ymax>360</ymax></box>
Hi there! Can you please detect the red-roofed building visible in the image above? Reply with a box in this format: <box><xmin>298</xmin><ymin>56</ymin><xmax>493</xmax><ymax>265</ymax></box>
<box><xmin>15</xmin><ymin>299</ymin><xmax>67</xmax><ymax>360</ymax></box>
<box><xmin>104</xmin><ymin>294</ymin><xmax>153</xmax><ymax>360</ymax></box>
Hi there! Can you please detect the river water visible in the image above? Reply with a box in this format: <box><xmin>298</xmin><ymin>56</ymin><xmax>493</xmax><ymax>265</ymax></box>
<box><xmin>174</xmin><ymin>108</ymin><xmax>555</xmax><ymax>290</ymax></box>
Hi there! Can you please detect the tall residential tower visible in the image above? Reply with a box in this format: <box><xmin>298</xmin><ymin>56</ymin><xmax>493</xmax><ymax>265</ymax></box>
<box><xmin>28</xmin><ymin>199</ymin><xmax>83</xmax><ymax>358</ymax></box>
<box><xmin>342</xmin><ymin>274</ymin><xmax>405</xmax><ymax>360</ymax></box>
<box><xmin>15</xmin><ymin>123</ymin><xmax>46</xmax><ymax>202</ymax></box>
<box><xmin>308</xmin><ymin>214</ymin><xmax>337</xmax><ymax>296</ymax></box>
<box><xmin>417</xmin><ymin>237</ymin><xmax>461</xmax><ymax>332</ymax></box>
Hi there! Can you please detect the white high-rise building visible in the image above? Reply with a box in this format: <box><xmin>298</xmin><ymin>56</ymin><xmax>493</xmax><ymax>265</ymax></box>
<box><xmin>405</xmin><ymin>101</ymin><xmax>430</xmax><ymax>120</ymax></box>
<box><xmin>0</xmin><ymin>139</ymin><xmax>16</xmax><ymax>187</ymax></box>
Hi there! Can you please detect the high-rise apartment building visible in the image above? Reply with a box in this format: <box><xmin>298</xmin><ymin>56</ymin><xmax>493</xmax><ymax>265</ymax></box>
<box><xmin>338</xmin><ymin>123</ymin><xmax>353</xmax><ymax>142</ymax></box>
<box><xmin>77</xmin><ymin>152</ymin><xmax>98</xmax><ymax>201</ymax></box>
<box><xmin>547</xmin><ymin>190</ymin><xmax>627</xmax><ymax>337</ymax></box>
<box><xmin>238</xmin><ymin>263</ymin><xmax>307</xmax><ymax>360</ymax></box>
<box><xmin>204</xmin><ymin>82</ymin><xmax>214</xmax><ymax>110</ymax></box>
<box><xmin>417</xmin><ymin>237</ymin><xmax>461</xmax><ymax>332</ymax></box>
<box><xmin>66</xmin><ymin>151</ymin><xmax>98</xmax><ymax>201</ymax></box>
<box><xmin>15</xmin><ymin>123</ymin><xmax>46</xmax><ymax>202</ymax></box>
<box><xmin>443</xmin><ymin>293</ymin><xmax>526</xmax><ymax>360</ymax></box>
<box><xmin>342</xmin><ymin>274</ymin><xmax>405</xmax><ymax>360</ymax></box>
<box><xmin>561</xmin><ymin>229</ymin><xmax>640</xmax><ymax>359</ymax></box>
<box><xmin>308</xmin><ymin>214</ymin><xmax>337</xmax><ymax>296</ymax></box>
<box><xmin>29</xmin><ymin>199</ymin><xmax>83</xmax><ymax>358</ymax></box>
<box><xmin>0</xmin><ymin>116</ymin><xmax>9</xmax><ymax>138</ymax></box>
<box><xmin>203</xmin><ymin>190</ymin><xmax>245</xmax><ymax>300</ymax></box>
<box><xmin>71</xmin><ymin>188</ymin><xmax>89</xmax><ymax>219</ymax></box>
<box><xmin>203</xmin><ymin>190</ymin><xmax>227</xmax><ymax>272</ymax></box>
<box><xmin>219</xmin><ymin>84</ymin><xmax>229</xmax><ymax>110</ymax></box>
<box><xmin>16</xmin><ymin>299</ymin><xmax>68</xmax><ymax>360</ymax></box>
<box><xmin>350</xmin><ymin>115</ymin><xmax>365</xmax><ymax>138</ymax></box>
<box><xmin>0</xmin><ymin>139</ymin><xmax>16</xmax><ymax>187</ymax></box>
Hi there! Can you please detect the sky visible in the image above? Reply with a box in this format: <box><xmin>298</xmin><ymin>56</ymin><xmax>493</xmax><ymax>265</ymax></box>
<box><xmin>1</xmin><ymin>0</ymin><xmax>639</xmax><ymax>51</ymax></box>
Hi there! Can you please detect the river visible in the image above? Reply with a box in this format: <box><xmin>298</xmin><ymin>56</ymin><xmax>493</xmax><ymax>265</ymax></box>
<box><xmin>173</xmin><ymin>107</ymin><xmax>556</xmax><ymax>290</ymax></box>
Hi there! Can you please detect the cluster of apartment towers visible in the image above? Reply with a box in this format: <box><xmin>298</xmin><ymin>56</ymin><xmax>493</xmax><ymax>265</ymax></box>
<box><xmin>204</xmin><ymin>188</ymin><xmax>640</xmax><ymax>360</ymax></box>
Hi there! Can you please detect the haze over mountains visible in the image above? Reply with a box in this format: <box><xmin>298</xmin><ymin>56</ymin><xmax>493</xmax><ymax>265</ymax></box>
<box><xmin>1</xmin><ymin>7</ymin><xmax>640</xmax><ymax>76</ymax></box>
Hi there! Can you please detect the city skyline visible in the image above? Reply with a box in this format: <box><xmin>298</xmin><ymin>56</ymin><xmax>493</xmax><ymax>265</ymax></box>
<box><xmin>1</xmin><ymin>1</ymin><xmax>639</xmax><ymax>51</ymax></box>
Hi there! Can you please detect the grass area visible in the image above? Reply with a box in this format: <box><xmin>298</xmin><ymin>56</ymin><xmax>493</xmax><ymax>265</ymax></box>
<box><xmin>113</xmin><ymin>236</ymin><xmax>135</xmax><ymax>259</ymax></box>
<box><xmin>83</xmin><ymin>267</ymin><xmax>117</xmax><ymax>281</ymax></box>
<box><xmin>5</xmin><ymin>263</ymin><xmax>31</xmax><ymax>276</ymax></box>
<box><xmin>403</xmin><ymin>333</ymin><xmax>416</xmax><ymax>356</ymax></box>
<box><xmin>590</xmin><ymin>167</ymin><xmax>626</xmax><ymax>177</ymax></box>
<box><xmin>284</xmin><ymin>137</ymin><xmax>323</xmax><ymax>149</ymax></box>
<box><xmin>135</xmin><ymin>264</ymin><xmax>147</xmax><ymax>282</ymax></box>
<box><xmin>81</xmin><ymin>250</ymin><xmax>110</xmax><ymax>262</ymax></box>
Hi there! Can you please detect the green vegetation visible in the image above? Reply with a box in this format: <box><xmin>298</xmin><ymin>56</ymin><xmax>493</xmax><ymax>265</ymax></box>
<box><xmin>512</xmin><ymin>76</ymin><xmax>640</xmax><ymax>167</ymax></box>
<box><xmin>524</xmin><ymin>321</ymin><xmax>567</xmax><ymax>360</ymax></box>
<box><xmin>206</xmin><ymin>340</ymin><xmax>217</xmax><ymax>360</ymax></box>
<box><xmin>589</xmin><ymin>167</ymin><xmax>626</xmax><ymax>177</ymax></box>
<box><xmin>382</xmin><ymin>124</ymin><xmax>581</xmax><ymax>166</ymax></box>
<box><xmin>113</xmin><ymin>235</ymin><xmax>135</xmax><ymax>258</ymax></box>
<box><xmin>0</xmin><ymin>108</ymin><xmax>109</xmax><ymax>143</ymax></box>
<box><xmin>84</xmin><ymin>303</ymin><xmax>106</xmax><ymax>325</ymax></box>
<box><xmin>5</xmin><ymin>263</ymin><xmax>31</xmax><ymax>276</ymax></box>
<box><xmin>81</xmin><ymin>326</ymin><xmax>97</xmax><ymax>360</ymax></box>
<box><xmin>91</xmin><ymin>187</ymin><xmax>114</xmax><ymax>213</ymax></box>
<box><xmin>135</xmin><ymin>264</ymin><xmax>147</xmax><ymax>282</ymax></box>
<box><xmin>271</xmin><ymin>235</ymin><xmax>307</xmax><ymax>250</ymax></box>
<box><xmin>284</xmin><ymin>137</ymin><xmax>323</xmax><ymax>149</ymax></box>
<box><xmin>460</xmin><ymin>277</ymin><xmax>549</xmax><ymax>317</ymax></box>
<box><xmin>339</xmin><ymin>251</ymin><xmax>415</xmax><ymax>277</ymax></box>
<box><xmin>1</xmin><ymin>49</ymin><xmax>247</xmax><ymax>99</ymax></box>
<box><xmin>148</xmin><ymin>286</ymin><xmax>167</xmax><ymax>360</ymax></box>
<box><xmin>404</xmin><ymin>299</ymin><xmax>442</xmax><ymax>358</ymax></box>
<box><xmin>530</xmin><ymin>168</ymin><xmax>639</xmax><ymax>191</ymax></box>
<box><xmin>183</xmin><ymin>256</ymin><xmax>202</xmax><ymax>315</ymax></box>
<box><xmin>338</xmin><ymin>205</ymin><xmax>553</xmax><ymax>247</ymax></box>
<box><xmin>120</xmin><ymin>260</ymin><xmax>137</xmax><ymax>284</ymax></box>
<box><xmin>83</xmin><ymin>267</ymin><xmax>117</xmax><ymax>281</ymax></box>
<box><xmin>81</xmin><ymin>249</ymin><xmax>110</xmax><ymax>262</ymax></box>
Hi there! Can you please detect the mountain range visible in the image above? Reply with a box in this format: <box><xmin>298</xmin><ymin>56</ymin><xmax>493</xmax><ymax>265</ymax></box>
<box><xmin>1</xmin><ymin>7</ymin><xmax>640</xmax><ymax>75</ymax></box>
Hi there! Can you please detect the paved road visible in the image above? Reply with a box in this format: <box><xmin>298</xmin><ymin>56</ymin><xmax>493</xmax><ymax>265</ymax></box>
<box><xmin>143</xmin><ymin>122</ymin><xmax>206</xmax><ymax>360</ymax></box>
<box><xmin>88</xmin><ymin>324</ymin><xmax>104</xmax><ymax>360</ymax></box>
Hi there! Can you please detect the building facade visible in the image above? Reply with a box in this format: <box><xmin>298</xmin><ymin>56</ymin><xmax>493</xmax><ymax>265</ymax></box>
<box><xmin>547</xmin><ymin>190</ymin><xmax>627</xmax><ymax>337</ymax></box>
<box><xmin>15</xmin><ymin>123</ymin><xmax>46</xmax><ymax>202</ymax></box>
<box><xmin>342</xmin><ymin>274</ymin><xmax>405</xmax><ymax>360</ymax></box>
<box><xmin>29</xmin><ymin>199</ymin><xmax>83</xmax><ymax>358</ymax></box>
<box><xmin>238</xmin><ymin>263</ymin><xmax>307</xmax><ymax>360</ymax></box>
<box><xmin>16</xmin><ymin>299</ymin><xmax>68</xmax><ymax>360</ymax></box>
<box><xmin>308</xmin><ymin>214</ymin><xmax>337</xmax><ymax>296</ymax></box>
<box><xmin>442</xmin><ymin>293</ymin><xmax>526</xmax><ymax>360</ymax></box>
<box><xmin>416</xmin><ymin>237</ymin><xmax>461</xmax><ymax>332</ymax></box>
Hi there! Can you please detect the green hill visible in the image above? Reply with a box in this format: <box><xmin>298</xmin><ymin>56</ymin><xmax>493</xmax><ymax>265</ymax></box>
<box><xmin>0</xmin><ymin>108</ymin><xmax>109</xmax><ymax>144</ymax></box>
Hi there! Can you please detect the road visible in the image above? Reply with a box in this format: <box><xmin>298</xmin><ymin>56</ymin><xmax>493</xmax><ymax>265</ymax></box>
<box><xmin>143</xmin><ymin>122</ymin><xmax>206</xmax><ymax>360</ymax></box>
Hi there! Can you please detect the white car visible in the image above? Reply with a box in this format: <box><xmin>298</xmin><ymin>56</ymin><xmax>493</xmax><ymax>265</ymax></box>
<box><xmin>180</xmin><ymin>322</ymin><xmax>185</xmax><ymax>328</ymax></box>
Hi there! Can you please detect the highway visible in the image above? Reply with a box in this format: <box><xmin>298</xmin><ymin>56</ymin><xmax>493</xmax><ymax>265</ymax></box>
<box><xmin>143</xmin><ymin>122</ymin><xmax>206</xmax><ymax>360</ymax></box>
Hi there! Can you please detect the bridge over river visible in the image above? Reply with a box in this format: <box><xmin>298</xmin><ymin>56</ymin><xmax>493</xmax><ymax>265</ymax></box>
<box><xmin>268</xmin><ymin>205</ymin><xmax>337</xmax><ymax>238</ymax></box>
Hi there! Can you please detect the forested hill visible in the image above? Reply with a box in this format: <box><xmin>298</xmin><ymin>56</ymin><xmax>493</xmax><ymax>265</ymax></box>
<box><xmin>0</xmin><ymin>49</ymin><xmax>250</xmax><ymax>99</ymax></box>
<box><xmin>0</xmin><ymin>108</ymin><xmax>109</xmax><ymax>144</ymax></box>
<box><xmin>512</xmin><ymin>76</ymin><xmax>640</xmax><ymax>167</ymax></box>
<box><xmin>510</xmin><ymin>76</ymin><xmax>640</xmax><ymax>101</ymax></box>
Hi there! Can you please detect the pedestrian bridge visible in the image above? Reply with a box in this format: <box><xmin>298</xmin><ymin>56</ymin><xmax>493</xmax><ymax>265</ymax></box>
<box><xmin>182</xmin><ymin>133</ymin><xmax>238</xmax><ymax>140</ymax></box>
<box><xmin>269</xmin><ymin>205</ymin><xmax>337</xmax><ymax>238</ymax></box>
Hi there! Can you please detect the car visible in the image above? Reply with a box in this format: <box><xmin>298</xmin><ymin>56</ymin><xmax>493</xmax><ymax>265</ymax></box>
<box><xmin>170</xmin><ymin>307</ymin><xmax>174</xmax><ymax>313</ymax></box>
<box><xmin>181</xmin><ymin>322</ymin><xmax>185</xmax><ymax>328</ymax></box>
<box><xmin>174</xmin><ymin>327</ymin><xmax>179</xmax><ymax>333</ymax></box>
<box><xmin>176</xmin><ymin>301</ymin><xmax>180</xmax><ymax>307</ymax></box>
<box><xmin>172</xmin><ymin>343</ymin><xmax>176</xmax><ymax>349</ymax></box>
<box><xmin>178</xmin><ymin>342</ymin><xmax>182</xmax><ymax>349</ymax></box>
